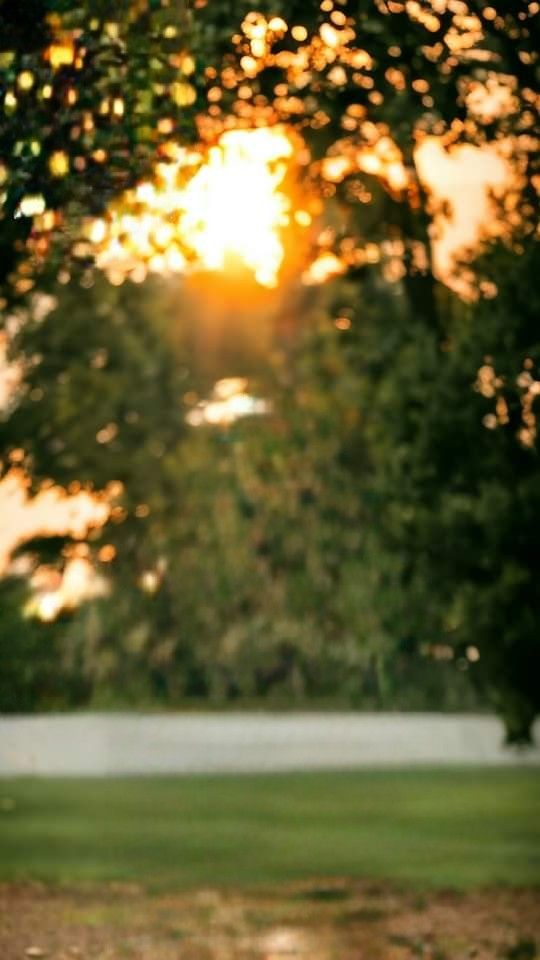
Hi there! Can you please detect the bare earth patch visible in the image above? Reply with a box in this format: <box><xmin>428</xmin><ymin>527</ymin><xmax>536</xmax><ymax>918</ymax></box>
<box><xmin>1</xmin><ymin>882</ymin><xmax>538</xmax><ymax>960</ymax></box>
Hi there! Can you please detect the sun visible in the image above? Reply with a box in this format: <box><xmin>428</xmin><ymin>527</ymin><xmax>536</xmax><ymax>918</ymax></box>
<box><xmin>89</xmin><ymin>126</ymin><xmax>302</xmax><ymax>289</ymax></box>
<box><xmin>180</xmin><ymin>128</ymin><xmax>294</xmax><ymax>287</ymax></box>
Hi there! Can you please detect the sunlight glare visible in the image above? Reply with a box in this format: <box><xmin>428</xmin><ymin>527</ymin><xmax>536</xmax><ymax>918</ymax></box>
<box><xmin>181</xmin><ymin>128</ymin><xmax>293</xmax><ymax>287</ymax></box>
<box><xmin>91</xmin><ymin>127</ymin><xmax>295</xmax><ymax>289</ymax></box>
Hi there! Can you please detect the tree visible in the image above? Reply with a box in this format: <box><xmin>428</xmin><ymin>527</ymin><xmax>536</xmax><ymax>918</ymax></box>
<box><xmin>212</xmin><ymin>0</ymin><xmax>538</xmax><ymax>738</ymax></box>
<box><xmin>366</xmin><ymin>239</ymin><xmax>540</xmax><ymax>742</ymax></box>
<box><xmin>1</xmin><ymin>0</ymin><xmax>538</xmax><ymax>734</ymax></box>
<box><xmin>0</xmin><ymin>575</ymin><xmax>89</xmax><ymax>711</ymax></box>
<box><xmin>312</xmin><ymin>231</ymin><xmax>538</xmax><ymax>741</ymax></box>
<box><xmin>0</xmin><ymin>0</ymin><xmax>199</xmax><ymax>309</ymax></box>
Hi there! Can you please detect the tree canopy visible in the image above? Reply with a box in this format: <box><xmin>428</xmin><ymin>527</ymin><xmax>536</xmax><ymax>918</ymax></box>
<box><xmin>1</xmin><ymin>0</ymin><xmax>539</xmax><ymax>739</ymax></box>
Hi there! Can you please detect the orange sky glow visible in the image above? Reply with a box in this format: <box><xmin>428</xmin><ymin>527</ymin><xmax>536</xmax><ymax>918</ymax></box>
<box><xmin>0</xmin><ymin>468</ymin><xmax>111</xmax><ymax>576</ymax></box>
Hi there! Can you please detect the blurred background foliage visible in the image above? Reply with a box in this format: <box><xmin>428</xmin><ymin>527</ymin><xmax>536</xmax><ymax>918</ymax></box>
<box><xmin>5</xmin><ymin>244</ymin><xmax>536</xmax><ymax>732</ymax></box>
<box><xmin>0</xmin><ymin>0</ymin><xmax>539</xmax><ymax>741</ymax></box>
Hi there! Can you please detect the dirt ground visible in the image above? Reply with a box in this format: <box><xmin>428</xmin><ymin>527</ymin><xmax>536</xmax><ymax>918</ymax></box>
<box><xmin>1</xmin><ymin>882</ymin><xmax>538</xmax><ymax>960</ymax></box>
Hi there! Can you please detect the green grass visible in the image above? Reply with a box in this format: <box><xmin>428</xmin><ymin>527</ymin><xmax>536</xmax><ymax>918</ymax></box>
<box><xmin>0</xmin><ymin>768</ymin><xmax>538</xmax><ymax>890</ymax></box>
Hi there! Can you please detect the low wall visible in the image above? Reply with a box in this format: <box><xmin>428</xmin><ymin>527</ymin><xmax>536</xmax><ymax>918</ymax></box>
<box><xmin>0</xmin><ymin>712</ymin><xmax>538</xmax><ymax>776</ymax></box>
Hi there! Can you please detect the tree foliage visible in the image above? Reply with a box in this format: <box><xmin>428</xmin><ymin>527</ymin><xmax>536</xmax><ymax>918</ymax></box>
<box><xmin>0</xmin><ymin>0</ymin><xmax>539</xmax><ymax>736</ymax></box>
<box><xmin>0</xmin><ymin>0</ymin><xmax>199</xmax><ymax>305</ymax></box>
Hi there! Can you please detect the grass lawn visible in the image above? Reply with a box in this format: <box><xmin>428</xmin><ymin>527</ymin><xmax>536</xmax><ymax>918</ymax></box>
<box><xmin>1</xmin><ymin>768</ymin><xmax>539</xmax><ymax>890</ymax></box>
